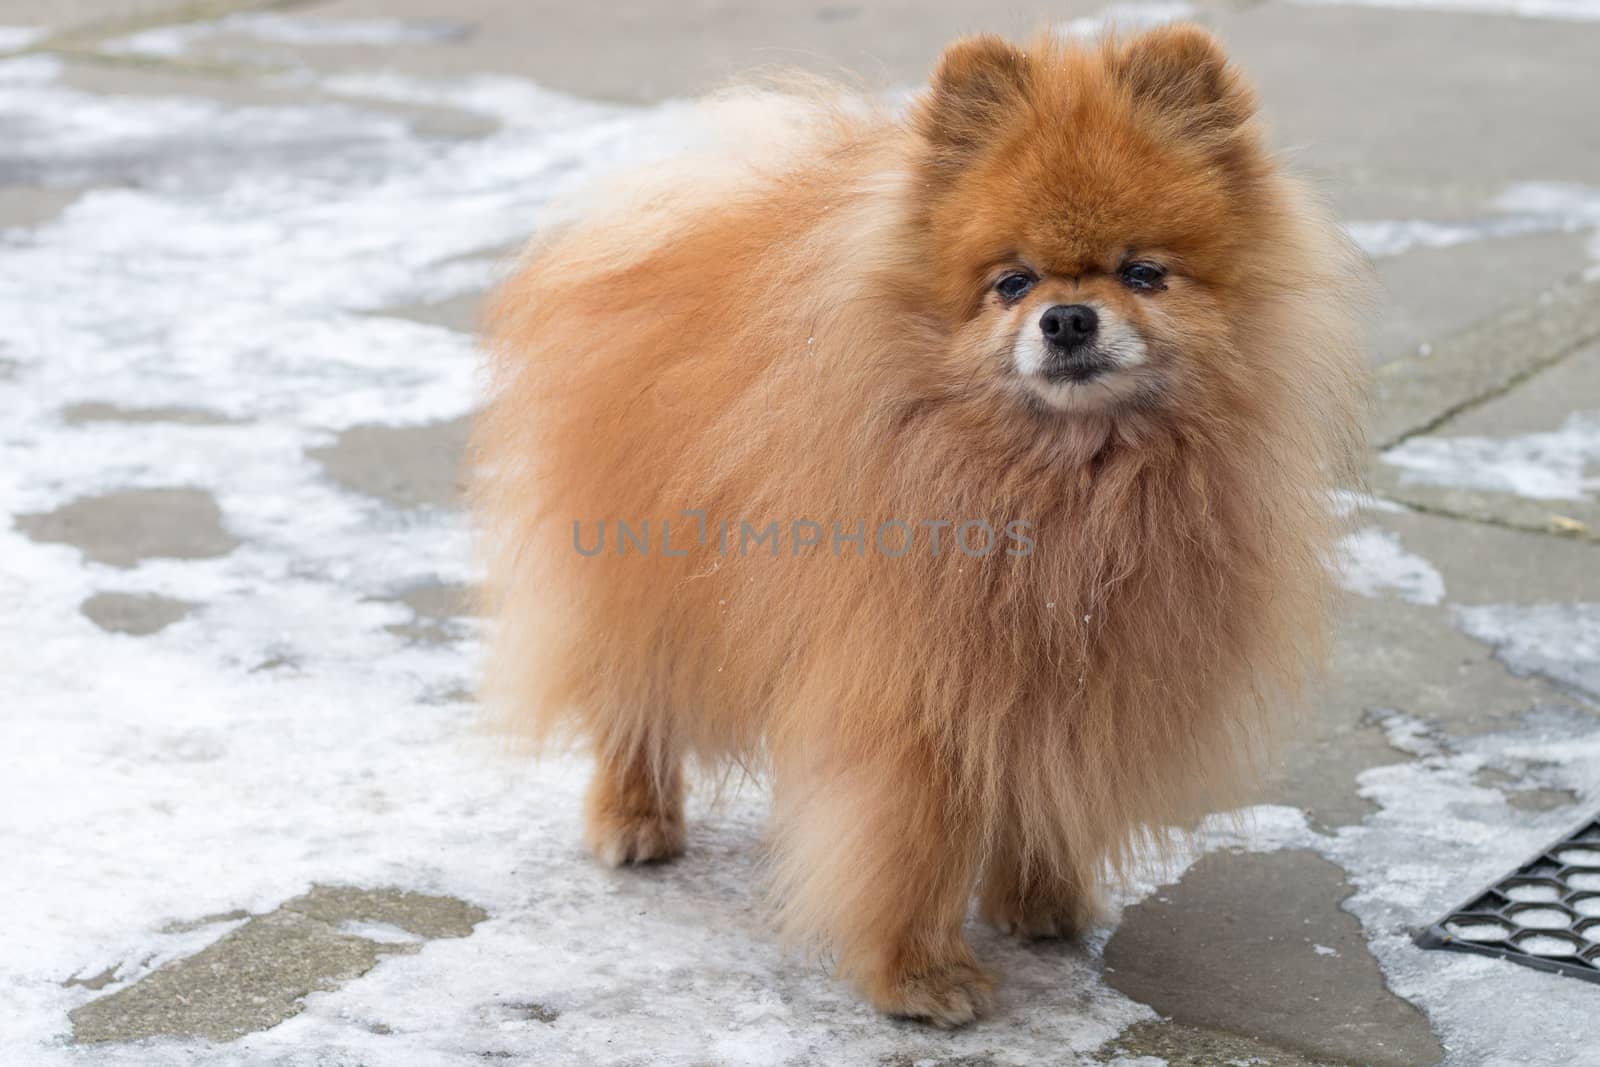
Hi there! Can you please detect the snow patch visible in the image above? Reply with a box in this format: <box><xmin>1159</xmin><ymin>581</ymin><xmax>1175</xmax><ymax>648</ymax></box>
<box><xmin>1336</xmin><ymin>527</ymin><xmax>1446</xmax><ymax>605</ymax></box>
<box><xmin>1382</xmin><ymin>412</ymin><xmax>1600</xmax><ymax>501</ymax></box>
<box><xmin>1455</xmin><ymin>603</ymin><xmax>1600</xmax><ymax>701</ymax></box>
<box><xmin>1321</xmin><ymin>706</ymin><xmax>1600</xmax><ymax>1067</ymax></box>
<box><xmin>336</xmin><ymin>920</ymin><xmax>427</xmax><ymax>945</ymax></box>
<box><xmin>102</xmin><ymin>14</ymin><xmax>469</xmax><ymax>59</ymax></box>
<box><xmin>1497</xmin><ymin>181</ymin><xmax>1600</xmax><ymax>263</ymax></box>
<box><xmin>1329</xmin><ymin>488</ymin><xmax>1407</xmax><ymax>517</ymax></box>
<box><xmin>0</xmin><ymin>25</ymin><xmax>44</xmax><ymax>53</ymax></box>
<box><xmin>1346</xmin><ymin>182</ymin><xmax>1600</xmax><ymax>266</ymax></box>
<box><xmin>223</xmin><ymin>14</ymin><xmax>471</xmax><ymax>47</ymax></box>
<box><xmin>1346</xmin><ymin>216</ymin><xmax>1552</xmax><ymax>259</ymax></box>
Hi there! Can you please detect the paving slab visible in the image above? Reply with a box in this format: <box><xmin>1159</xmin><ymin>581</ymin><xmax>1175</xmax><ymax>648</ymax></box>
<box><xmin>0</xmin><ymin>0</ymin><xmax>187</xmax><ymax>31</ymax></box>
<box><xmin>1370</xmin><ymin>271</ymin><xmax>1600</xmax><ymax>450</ymax></box>
<box><xmin>307</xmin><ymin>415</ymin><xmax>471</xmax><ymax>510</ymax></box>
<box><xmin>69</xmin><ymin>885</ymin><xmax>486</xmax><ymax>1043</ymax></box>
<box><xmin>1263</xmin><ymin>502</ymin><xmax>1600</xmax><ymax>821</ymax></box>
<box><xmin>0</xmin><ymin>186</ymin><xmax>80</xmax><ymax>228</ymax></box>
<box><xmin>1099</xmin><ymin>1019</ymin><xmax>1348</xmax><ymax>1066</ymax></box>
<box><xmin>1367</xmin><ymin>229</ymin><xmax>1595</xmax><ymax>366</ymax></box>
<box><xmin>79</xmin><ymin>590</ymin><xmax>196</xmax><ymax>634</ymax></box>
<box><xmin>372</xmin><ymin>578</ymin><xmax>476</xmax><ymax>645</ymax></box>
<box><xmin>1105</xmin><ymin>849</ymin><xmax>1443</xmax><ymax>1067</ymax></box>
<box><xmin>1212</xmin><ymin>4</ymin><xmax>1600</xmax><ymax>187</ymax></box>
<box><xmin>1372</xmin><ymin>342</ymin><xmax>1600</xmax><ymax>541</ymax></box>
<box><xmin>211</xmin><ymin>0</ymin><xmax>1084</xmax><ymax>102</ymax></box>
<box><xmin>14</xmin><ymin>487</ymin><xmax>240</xmax><ymax>567</ymax></box>
<box><xmin>60</xmin><ymin>401</ymin><xmax>242</xmax><ymax>425</ymax></box>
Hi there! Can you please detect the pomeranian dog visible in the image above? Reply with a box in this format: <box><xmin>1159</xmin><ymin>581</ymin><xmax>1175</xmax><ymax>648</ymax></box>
<box><xmin>475</xmin><ymin>25</ymin><xmax>1365</xmax><ymax>1025</ymax></box>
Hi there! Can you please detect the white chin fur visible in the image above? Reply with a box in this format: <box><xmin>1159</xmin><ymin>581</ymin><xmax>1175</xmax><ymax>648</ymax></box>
<box><xmin>1011</xmin><ymin>305</ymin><xmax>1149</xmax><ymax>412</ymax></box>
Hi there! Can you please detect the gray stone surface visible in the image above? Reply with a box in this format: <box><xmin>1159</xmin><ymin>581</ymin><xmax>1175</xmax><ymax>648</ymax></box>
<box><xmin>375</xmin><ymin>289</ymin><xmax>486</xmax><ymax>334</ymax></box>
<box><xmin>15</xmin><ymin>487</ymin><xmax>240</xmax><ymax>567</ymax></box>
<box><xmin>1371</xmin><ymin>343</ymin><xmax>1600</xmax><ymax>540</ymax></box>
<box><xmin>377</xmin><ymin>578</ymin><xmax>476</xmax><ymax>645</ymax></box>
<box><xmin>69</xmin><ymin>886</ymin><xmax>487</xmax><ymax>1043</ymax></box>
<box><xmin>0</xmin><ymin>186</ymin><xmax>79</xmax><ymax>229</ymax></box>
<box><xmin>1370</xmin><ymin>271</ymin><xmax>1600</xmax><ymax>450</ymax></box>
<box><xmin>1214</xmin><ymin>5</ymin><xmax>1600</xmax><ymax>186</ymax></box>
<box><xmin>308</xmin><ymin>416</ymin><xmax>470</xmax><ymax>510</ymax></box>
<box><xmin>1098</xmin><ymin>1019</ymin><xmax>1346</xmax><ymax>1066</ymax></box>
<box><xmin>1105</xmin><ymin>850</ymin><xmax>1442</xmax><ymax>1067</ymax></box>
<box><xmin>79</xmin><ymin>590</ymin><xmax>195</xmax><ymax>634</ymax></box>
<box><xmin>61</xmin><ymin>402</ymin><xmax>240</xmax><ymax>426</ymax></box>
<box><xmin>202</xmin><ymin>0</ymin><xmax>1074</xmax><ymax>102</ymax></box>
<box><xmin>1369</xmin><ymin>230</ymin><xmax>1595</xmax><ymax>366</ymax></box>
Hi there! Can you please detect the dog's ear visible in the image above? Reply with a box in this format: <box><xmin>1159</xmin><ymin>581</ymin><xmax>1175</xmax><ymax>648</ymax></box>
<box><xmin>917</xmin><ymin>35</ymin><xmax>1030</xmax><ymax>167</ymax></box>
<box><xmin>1117</xmin><ymin>25</ymin><xmax>1255</xmax><ymax>139</ymax></box>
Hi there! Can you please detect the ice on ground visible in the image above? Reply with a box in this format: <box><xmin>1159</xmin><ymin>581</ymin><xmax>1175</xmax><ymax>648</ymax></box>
<box><xmin>1329</xmin><ymin>488</ymin><xmax>1407</xmax><ymax>516</ymax></box>
<box><xmin>1346</xmin><ymin>216</ymin><xmax>1553</xmax><ymax>258</ymax></box>
<box><xmin>1323</xmin><ymin>705</ymin><xmax>1600</xmax><ymax>1067</ymax></box>
<box><xmin>1348</xmin><ymin>182</ymin><xmax>1600</xmax><ymax>263</ymax></box>
<box><xmin>1498</xmin><ymin>181</ymin><xmax>1600</xmax><ymax>263</ymax></box>
<box><xmin>1336</xmin><ymin>527</ymin><xmax>1446</xmax><ymax>605</ymax></box>
<box><xmin>1382</xmin><ymin>412</ymin><xmax>1600</xmax><ymax>501</ymax></box>
<box><xmin>0</xmin><ymin>25</ymin><xmax>44</xmax><ymax>53</ymax></box>
<box><xmin>220</xmin><ymin>14</ymin><xmax>472</xmax><ymax>47</ymax></box>
<box><xmin>102</xmin><ymin>14</ymin><xmax>470</xmax><ymax>60</ymax></box>
<box><xmin>1455</xmin><ymin>603</ymin><xmax>1600</xmax><ymax>701</ymax></box>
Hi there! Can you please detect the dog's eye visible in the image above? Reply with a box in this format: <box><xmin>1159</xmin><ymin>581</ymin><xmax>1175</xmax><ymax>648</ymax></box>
<box><xmin>994</xmin><ymin>271</ymin><xmax>1036</xmax><ymax>302</ymax></box>
<box><xmin>1120</xmin><ymin>262</ymin><xmax>1168</xmax><ymax>292</ymax></box>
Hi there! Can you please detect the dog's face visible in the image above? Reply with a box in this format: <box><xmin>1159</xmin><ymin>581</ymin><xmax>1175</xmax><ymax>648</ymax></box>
<box><xmin>911</xmin><ymin>26</ymin><xmax>1274</xmax><ymax>421</ymax></box>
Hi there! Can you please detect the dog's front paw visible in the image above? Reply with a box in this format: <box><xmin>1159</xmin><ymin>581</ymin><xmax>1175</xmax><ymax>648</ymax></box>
<box><xmin>585</xmin><ymin>807</ymin><xmax>686</xmax><ymax>867</ymax></box>
<box><xmin>872</xmin><ymin>959</ymin><xmax>995</xmax><ymax>1027</ymax></box>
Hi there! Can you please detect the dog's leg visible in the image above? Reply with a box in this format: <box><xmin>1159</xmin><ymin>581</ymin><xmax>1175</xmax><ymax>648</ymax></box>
<box><xmin>977</xmin><ymin>825</ymin><xmax>1103</xmax><ymax>940</ymax></box>
<box><xmin>772</xmin><ymin>750</ymin><xmax>992</xmax><ymax>1026</ymax></box>
<box><xmin>584</xmin><ymin>730</ymin><xmax>686</xmax><ymax>867</ymax></box>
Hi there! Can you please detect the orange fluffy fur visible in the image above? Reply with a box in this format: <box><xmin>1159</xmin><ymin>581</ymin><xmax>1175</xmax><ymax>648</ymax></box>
<box><xmin>474</xmin><ymin>26</ymin><xmax>1366</xmax><ymax>1025</ymax></box>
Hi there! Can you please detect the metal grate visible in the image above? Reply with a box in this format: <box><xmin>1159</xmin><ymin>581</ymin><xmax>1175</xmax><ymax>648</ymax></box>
<box><xmin>1416</xmin><ymin>816</ymin><xmax>1600</xmax><ymax>984</ymax></box>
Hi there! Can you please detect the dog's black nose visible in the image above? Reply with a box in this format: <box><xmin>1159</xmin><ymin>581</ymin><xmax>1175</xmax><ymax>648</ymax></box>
<box><xmin>1039</xmin><ymin>304</ymin><xmax>1098</xmax><ymax>350</ymax></box>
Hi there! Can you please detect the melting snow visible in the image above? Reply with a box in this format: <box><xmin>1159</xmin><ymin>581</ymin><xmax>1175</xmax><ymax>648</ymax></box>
<box><xmin>1320</xmin><ymin>706</ymin><xmax>1600</xmax><ymax>1067</ymax></box>
<box><xmin>1455</xmin><ymin>603</ymin><xmax>1600</xmax><ymax>701</ymax></box>
<box><xmin>1383</xmin><ymin>412</ymin><xmax>1600</xmax><ymax>501</ymax></box>
<box><xmin>1346</xmin><ymin>216</ymin><xmax>1553</xmax><ymax>259</ymax></box>
<box><xmin>102</xmin><ymin>14</ymin><xmax>471</xmax><ymax>59</ymax></box>
<box><xmin>1336</xmin><ymin>527</ymin><xmax>1446</xmax><ymax>605</ymax></box>
<box><xmin>0</xmin><ymin>25</ymin><xmax>44</xmax><ymax>53</ymax></box>
<box><xmin>1348</xmin><ymin>182</ymin><xmax>1600</xmax><ymax>266</ymax></box>
<box><xmin>1329</xmin><ymin>488</ymin><xmax>1407</xmax><ymax>516</ymax></box>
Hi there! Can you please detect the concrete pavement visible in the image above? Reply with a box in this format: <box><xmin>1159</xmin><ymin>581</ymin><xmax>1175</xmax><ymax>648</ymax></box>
<box><xmin>4</xmin><ymin>0</ymin><xmax>1599</xmax><ymax>1064</ymax></box>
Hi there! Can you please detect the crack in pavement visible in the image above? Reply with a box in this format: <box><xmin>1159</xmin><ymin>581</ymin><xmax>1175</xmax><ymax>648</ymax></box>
<box><xmin>1373</xmin><ymin>269</ymin><xmax>1600</xmax><ymax>451</ymax></box>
